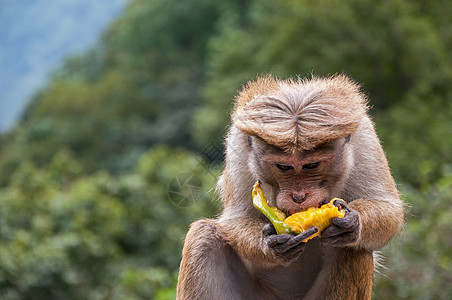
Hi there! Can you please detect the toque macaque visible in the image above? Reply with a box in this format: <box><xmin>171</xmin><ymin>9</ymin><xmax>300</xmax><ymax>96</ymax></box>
<box><xmin>177</xmin><ymin>75</ymin><xmax>404</xmax><ymax>300</ymax></box>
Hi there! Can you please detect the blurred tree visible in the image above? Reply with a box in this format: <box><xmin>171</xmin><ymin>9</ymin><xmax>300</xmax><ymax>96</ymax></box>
<box><xmin>374</xmin><ymin>173</ymin><xmax>452</xmax><ymax>299</ymax></box>
<box><xmin>50</xmin><ymin>48</ymin><xmax>108</xmax><ymax>83</ymax></box>
<box><xmin>0</xmin><ymin>146</ymin><xmax>219</xmax><ymax>299</ymax></box>
<box><xmin>193</xmin><ymin>0</ymin><xmax>452</xmax><ymax>185</ymax></box>
<box><xmin>0</xmin><ymin>72</ymin><xmax>157</xmax><ymax>183</ymax></box>
<box><xmin>0</xmin><ymin>0</ymin><xmax>252</xmax><ymax>184</ymax></box>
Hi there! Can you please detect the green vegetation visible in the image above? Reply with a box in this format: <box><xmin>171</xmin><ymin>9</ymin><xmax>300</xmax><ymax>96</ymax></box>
<box><xmin>1</xmin><ymin>0</ymin><xmax>451</xmax><ymax>298</ymax></box>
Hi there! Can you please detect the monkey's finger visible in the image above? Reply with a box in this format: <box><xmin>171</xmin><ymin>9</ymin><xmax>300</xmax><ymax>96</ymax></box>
<box><xmin>266</xmin><ymin>234</ymin><xmax>292</xmax><ymax>247</ymax></box>
<box><xmin>322</xmin><ymin>234</ymin><xmax>345</xmax><ymax>247</ymax></box>
<box><xmin>262</xmin><ymin>223</ymin><xmax>277</xmax><ymax>237</ymax></box>
<box><xmin>322</xmin><ymin>216</ymin><xmax>361</xmax><ymax>245</ymax></box>
<box><xmin>332</xmin><ymin>210</ymin><xmax>360</xmax><ymax>229</ymax></box>
<box><xmin>298</xmin><ymin>226</ymin><xmax>319</xmax><ymax>241</ymax></box>
<box><xmin>333</xmin><ymin>199</ymin><xmax>352</xmax><ymax>212</ymax></box>
<box><xmin>272</xmin><ymin>227</ymin><xmax>318</xmax><ymax>253</ymax></box>
<box><xmin>283</xmin><ymin>227</ymin><xmax>319</xmax><ymax>249</ymax></box>
<box><xmin>280</xmin><ymin>242</ymin><xmax>306</xmax><ymax>259</ymax></box>
<box><xmin>322</xmin><ymin>224</ymin><xmax>350</xmax><ymax>238</ymax></box>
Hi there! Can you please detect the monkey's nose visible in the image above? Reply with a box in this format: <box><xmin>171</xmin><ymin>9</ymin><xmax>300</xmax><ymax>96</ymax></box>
<box><xmin>292</xmin><ymin>191</ymin><xmax>306</xmax><ymax>204</ymax></box>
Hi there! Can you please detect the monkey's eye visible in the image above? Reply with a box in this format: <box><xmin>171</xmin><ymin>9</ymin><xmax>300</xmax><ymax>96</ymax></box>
<box><xmin>276</xmin><ymin>164</ymin><xmax>294</xmax><ymax>171</ymax></box>
<box><xmin>302</xmin><ymin>162</ymin><xmax>320</xmax><ymax>169</ymax></box>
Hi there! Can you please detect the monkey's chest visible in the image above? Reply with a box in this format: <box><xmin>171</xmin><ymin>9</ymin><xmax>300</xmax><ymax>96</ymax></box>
<box><xmin>253</xmin><ymin>239</ymin><xmax>324</xmax><ymax>298</ymax></box>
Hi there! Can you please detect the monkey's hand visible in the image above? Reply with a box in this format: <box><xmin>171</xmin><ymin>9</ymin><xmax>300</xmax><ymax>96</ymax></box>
<box><xmin>262</xmin><ymin>223</ymin><xmax>319</xmax><ymax>265</ymax></box>
<box><xmin>321</xmin><ymin>199</ymin><xmax>361</xmax><ymax>247</ymax></box>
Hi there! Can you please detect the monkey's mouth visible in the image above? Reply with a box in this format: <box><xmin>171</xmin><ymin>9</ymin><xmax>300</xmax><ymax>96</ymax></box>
<box><xmin>286</xmin><ymin>208</ymin><xmax>304</xmax><ymax>216</ymax></box>
<box><xmin>282</xmin><ymin>197</ymin><xmax>330</xmax><ymax>216</ymax></box>
<box><xmin>285</xmin><ymin>204</ymin><xmax>313</xmax><ymax>216</ymax></box>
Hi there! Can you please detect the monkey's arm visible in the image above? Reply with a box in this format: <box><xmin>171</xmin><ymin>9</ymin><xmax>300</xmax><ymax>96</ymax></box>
<box><xmin>323</xmin><ymin>118</ymin><xmax>404</xmax><ymax>251</ymax></box>
<box><xmin>348</xmin><ymin>197</ymin><xmax>403</xmax><ymax>250</ymax></box>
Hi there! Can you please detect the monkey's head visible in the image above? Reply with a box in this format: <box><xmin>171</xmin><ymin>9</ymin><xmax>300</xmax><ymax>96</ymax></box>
<box><xmin>232</xmin><ymin>75</ymin><xmax>368</xmax><ymax>215</ymax></box>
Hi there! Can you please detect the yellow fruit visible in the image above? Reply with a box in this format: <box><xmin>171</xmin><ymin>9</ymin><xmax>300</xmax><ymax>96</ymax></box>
<box><xmin>252</xmin><ymin>181</ymin><xmax>295</xmax><ymax>234</ymax></box>
<box><xmin>252</xmin><ymin>181</ymin><xmax>346</xmax><ymax>242</ymax></box>
<box><xmin>270</xmin><ymin>207</ymin><xmax>287</xmax><ymax>222</ymax></box>
<box><xmin>284</xmin><ymin>199</ymin><xmax>345</xmax><ymax>242</ymax></box>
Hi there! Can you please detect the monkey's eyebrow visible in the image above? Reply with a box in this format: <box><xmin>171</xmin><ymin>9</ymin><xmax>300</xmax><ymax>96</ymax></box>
<box><xmin>302</xmin><ymin>147</ymin><xmax>336</xmax><ymax>161</ymax></box>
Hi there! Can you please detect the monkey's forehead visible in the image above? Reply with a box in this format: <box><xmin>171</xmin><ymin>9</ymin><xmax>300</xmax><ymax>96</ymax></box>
<box><xmin>233</xmin><ymin>74</ymin><xmax>368</xmax><ymax>110</ymax></box>
<box><xmin>234</xmin><ymin>116</ymin><xmax>357</xmax><ymax>151</ymax></box>
<box><xmin>232</xmin><ymin>74</ymin><xmax>368</xmax><ymax>151</ymax></box>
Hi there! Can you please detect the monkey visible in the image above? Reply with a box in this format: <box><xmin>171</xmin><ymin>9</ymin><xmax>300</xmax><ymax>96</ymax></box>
<box><xmin>177</xmin><ymin>75</ymin><xmax>404</xmax><ymax>300</ymax></box>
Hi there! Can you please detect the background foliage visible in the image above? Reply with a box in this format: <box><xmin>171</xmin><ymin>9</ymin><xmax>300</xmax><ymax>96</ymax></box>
<box><xmin>0</xmin><ymin>0</ymin><xmax>451</xmax><ymax>298</ymax></box>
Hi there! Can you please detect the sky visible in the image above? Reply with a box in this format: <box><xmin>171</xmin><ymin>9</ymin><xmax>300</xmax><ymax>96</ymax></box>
<box><xmin>0</xmin><ymin>0</ymin><xmax>129</xmax><ymax>132</ymax></box>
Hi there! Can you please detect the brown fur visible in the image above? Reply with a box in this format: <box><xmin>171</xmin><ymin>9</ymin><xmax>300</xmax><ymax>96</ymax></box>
<box><xmin>233</xmin><ymin>75</ymin><xmax>368</xmax><ymax>151</ymax></box>
<box><xmin>177</xmin><ymin>75</ymin><xmax>404</xmax><ymax>300</ymax></box>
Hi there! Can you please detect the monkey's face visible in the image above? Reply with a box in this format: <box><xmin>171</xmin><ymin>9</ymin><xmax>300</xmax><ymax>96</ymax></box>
<box><xmin>251</xmin><ymin>138</ymin><xmax>346</xmax><ymax>215</ymax></box>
